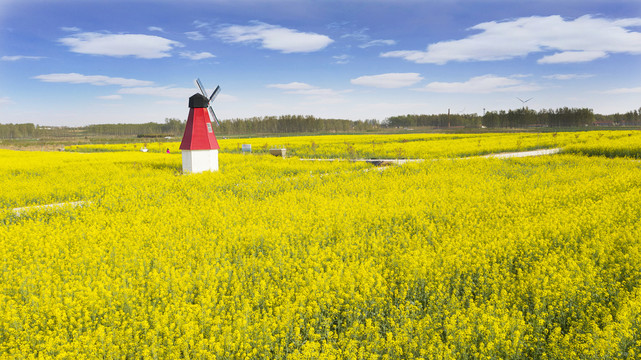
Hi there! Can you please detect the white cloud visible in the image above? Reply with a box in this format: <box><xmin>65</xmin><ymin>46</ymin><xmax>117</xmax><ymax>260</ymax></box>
<box><xmin>97</xmin><ymin>94</ymin><xmax>122</xmax><ymax>100</ymax></box>
<box><xmin>359</xmin><ymin>39</ymin><xmax>396</xmax><ymax>48</ymax></box>
<box><xmin>267</xmin><ymin>82</ymin><xmax>348</xmax><ymax>101</ymax></box>
<box><xmin>543</xmin><ymin>73</ymin><xmax>594</xmax><ymax>80</ymax></box>
<box><xmin>602</xmin><ymin>87</ymin><xmax>641</xmax><ymax>94</ymax></box>
<box><xmin>351</xmin><ymin>73</ymin><xmax>423</xmax><ymax>88</ymax></box>
<box><xmin>155</xmin><ymin>100</ymin><xmax>183</xmax><ymax>105</ymax></box>
<box><xmin>342</xmin><ymin>28</ymin><xmax>396</xmax><ymax>49</ymax></box>
<box><xmin>185</xmin><ymin>31</ymin><xmax>205</xmax><ymax>40</ymax></box>
<box><xmin>61</xmin><ymin>26</ymin><xmax>80</xmax><ymax>32</ymax></box>
<box><xmin>511</xmin><ymin>74</ymin><xmax>533</xmax><ymax>78</ymax></box>
<box><xmin>288</xmin><ymin>88</ymin><xmax>344</xmax><ymax>96</ymax></box>
<box><xmin>118</xmin><ymin>86</ymin><xmax>196</xmax><ymax>98</ymax></box>
<box><xmin>300</xmin><ymin>96</ymin><xmax>348</xmax><ymax>105</ymax></box>
<box><xmin>34</xmin><ymin>73</ymin><xmax>154</xmax><ymax>87</ymax></box>
<box><xmin>180</xmin><ymin>51</ymin><xmax>215</xmax><ymax>60</ymax></box>
<box><xmin>0</xmin><ymin>97</ymin><xmax>12</xmax><ymax>105</ymax></box>
<box><xmin>333</xmin><ymin>54</ymin><xmax>351</xmax><ymax>64</ymax></box>
<box><xmin>267</xmin><ymin>82</ymin><xmax>316</xmax><ymax>90</ymax></box>
<box><xmin>216</xmin><ymin>21</ymin><xmax>333</xmax><ymax>53</ymax></box>
<box><xmin>382</xmin><ymin>15</ymin><xmax>641</xmax><ymax>64</ymax></box>
<box><xmin>416</xmin><ymin>74</ymin><xmax>541</xmax><ymax>93</ymax></box>
<box><xmin>1</xmin><ymin>55</ymin><xmax>44</xmax><ymax>61</ymax></box>
<box><xmin>214</xmin><ymin>93</ymin><xmax>238</xmax><ymax>102</ymax></box>
<box><xmin>59</xmin><ymin>32</ymin><xmax>182</xmax><ymax>59</ymax></box>
<box><xmin>118</xmin><ymin>86</ymin><xmax>237</xmax><ymax>101</ymax></box>
<box><xmin>341</xmin><ymin>29</ymin><xmax>369</xmax><ymax>42</ymax></box>
<box><xmin>148</xmin><ymin>26</ymin><xmax>164</xmax><ymax>32</ymax></box>
<box><xmin>193</xmin><ymin>20</ymin><xmax>211</xmax><ymax>29</ymax></box>
<box><xmin>537</xmin><ymin>50</ymin><xmax>608</xmax><ymax>64</ymax></box>
<box><xmin>613</xmin><ymin>18</ymin><xmax>641</xmax><ymax>27</ymax></box>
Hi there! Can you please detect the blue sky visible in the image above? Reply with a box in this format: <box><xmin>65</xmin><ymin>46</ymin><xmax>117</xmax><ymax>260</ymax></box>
<box><xmin>1</xmin><ymin>0</ymin><xmax>640</xmax><ymax>126</ymax></box>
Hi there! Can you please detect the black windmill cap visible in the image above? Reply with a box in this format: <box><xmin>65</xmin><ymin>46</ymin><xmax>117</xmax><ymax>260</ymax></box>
<box><xmin>189</xmin><ymin>93</ymin><xmax>209</xmax><ymax>108</ymax></box>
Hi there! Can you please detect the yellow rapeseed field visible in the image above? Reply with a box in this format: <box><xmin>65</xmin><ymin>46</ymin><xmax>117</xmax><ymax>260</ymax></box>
<box><xmin>563</xmin><ymin>131</ymin><xmax>641</xmax><ymax>159</ymax></box>
<box><xmin>2</xmin><ymin>132</ymin><xmax>641</xmax><ymax>359</ymax></box>
<box><xmin>68</xmin><ymin>131</ymin><xmax>641</xmax><ymax>159</ymax></box>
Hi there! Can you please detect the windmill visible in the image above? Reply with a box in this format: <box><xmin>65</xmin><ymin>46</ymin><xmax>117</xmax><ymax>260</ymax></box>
<box><xmin>517</xmin><ymin>97</ymin><xmax>533</xmax><ymax>107</ymax></box>
<box><xmin>179</xmin><ymin>78</ymin><xmax>222</xmax><ymax>173</ymax></box>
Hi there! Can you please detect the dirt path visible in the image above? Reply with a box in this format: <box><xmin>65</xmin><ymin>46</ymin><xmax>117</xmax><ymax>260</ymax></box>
<box><xmin>479</xmin><ymin>148</ymin><xmax>561</xmax><ymax>159</ymax></box>
<box><xmin>300</xmin><ymin>148</ymin><xmax>562</xmax><ymax>163</ymax></box>
<box><xmin>10</xmin><ymin>201</ymin><xmax>89</xmax><ymax>216</ymax></box>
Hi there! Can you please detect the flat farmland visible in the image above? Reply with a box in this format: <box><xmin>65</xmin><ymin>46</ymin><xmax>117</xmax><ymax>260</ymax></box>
<box><xmin>2</xmin><ymin>132</ymin><xmax>641</xmax><ymax>359</ymax></box>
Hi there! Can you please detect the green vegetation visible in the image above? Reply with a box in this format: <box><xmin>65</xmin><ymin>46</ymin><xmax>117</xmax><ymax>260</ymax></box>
<box><xmin>1</xmin><ymin>108</ymin><xmax>639</xmax><ymax>147</ymax></box>
<box><xmin>388</xmin><ymin>107</ymin><xmax>641</xmax><ymax>129</ymax></box>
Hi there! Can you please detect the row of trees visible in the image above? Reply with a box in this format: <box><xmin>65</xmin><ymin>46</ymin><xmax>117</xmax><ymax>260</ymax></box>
<box><xmin>0</xmin><ymin>123</ymin><xmax>38</xmax><ymax>139</ymax></box>
<box><xmin>386</xmin><ymin>107</ymin><xmax>599</xmax><ymax>129</ymax></box>
<box><xmin>594</xmin><ymin>108</ymin><xmax>641</xmax><ymax>125</ymax></box>
<box><xmin>0</xmin><ymin>116</ymin><xmax>377</xmax><ymax>139</ymax></box>
<box><xmin>0</xmin><ymin>119</ymin><xmax>186</xmax><ymax>139</ymax></box>
<box><xmin>217</xmin><ymin>115</ymin><xmax>378</xmax><ymax>135</ymax></box>
<box><xmin>482</xmin><ymin>107</ymin><xmax>596</xmax><ymax>128</ymax></box>
<box><xmin>2</xmin><ymin>107</ymin><xmax>640</xmax><ymax>139</ymax></box>
<box><xmin>385</xmin><ymin>107</ymin><xmax>641</xmax><ymax>129</ymax></box>
<box><xmin>83</xmin><ymin>118</ymin><xmax>185</xmax><ymax>136</ymax></box>
<box><xmin>82</xmin><ymin>115</ymin><xmax>379</xmax><ymax>136</ymax></box>
<box><xmin>385</xmin><ymin>113</ymin><xmax>481</xmax><ymax>128</ymax></box>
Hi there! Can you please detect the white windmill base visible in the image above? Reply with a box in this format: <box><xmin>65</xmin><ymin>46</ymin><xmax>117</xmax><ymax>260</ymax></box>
<box><xmin>182</xmin><ymin>149</ymin><xmax>219</xmax><ymax>173</ymax></box>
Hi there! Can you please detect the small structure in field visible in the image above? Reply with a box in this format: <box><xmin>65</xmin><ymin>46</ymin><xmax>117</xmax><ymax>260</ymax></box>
<box><xmin>269</xmin><ymin>148</ymin><xmax>286</xmax><ymax>157</ymax></box>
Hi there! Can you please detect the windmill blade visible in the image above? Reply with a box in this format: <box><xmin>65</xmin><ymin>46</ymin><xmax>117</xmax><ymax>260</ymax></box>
<box><xmin>208</xmin><ymin>106</ymin><xmax>220</xmax><ymax>126</ymax></box>
<box><xmin>209</xmin><ymin>85</ymin><xmax>221</xmax><ymax>102</ymax></box>
<box><xmin>195</xmin><ymin>78</ymin><xmax>221</xmax><ymax>125</ymax></box>
<box><xmin>524</xmin><ymin>97</ymin><xmax>533</xmax><ymax>103</ymax></box>
<box><xmin>516</xmin><ymin>97</ymin><xmax>525</xmax><ymax>103</ymax></box>
<box><xmin>195</xmin><ymin>78</ymin><xmax>209</xmax><ymax>99</ymax></box>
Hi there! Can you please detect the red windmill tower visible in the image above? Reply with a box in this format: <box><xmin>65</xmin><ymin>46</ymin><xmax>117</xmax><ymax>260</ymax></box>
<box><xmin>180</xmin><ymin>79</ymin><xmax>221</xmax><ymax>173</ymax></box>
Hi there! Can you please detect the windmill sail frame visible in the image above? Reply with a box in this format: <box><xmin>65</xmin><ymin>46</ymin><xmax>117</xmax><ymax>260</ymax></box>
<box><xmin>195</xmin><ymin>78</ymin><xmax>221</xmax><ymax>126</ymax></box>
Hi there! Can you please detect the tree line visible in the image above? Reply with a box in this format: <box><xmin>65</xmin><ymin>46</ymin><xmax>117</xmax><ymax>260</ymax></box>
<box><xmin>386</xmin><ymin>107</ymin><xmax>641</xmax><ymax>129</ymax></box>
<box><xmin>0</xmin><ymin>123</ymin><xmax>38</xmax><ymax>139</ymax></box>
<box><xmin>482</xmin><ymin>107</ymin><xmax>596</xmax><ymax>128</ymax></box>
<box><xmin>0</xmin><ymin>119</ymin><xmax>186</xmax><ymax>140</ymax></box>
<box><xmin>0</xmin><ymin>116</ymin><xmax>378</xmax><ymax>139</ymax></box>
<box><xmin>217</xmin><ymin>115</ymin><xmax>378</xmax><ymax>135</ymax></box>
<box><xmin>594</xmin><ymin>108</ymin><xmax>641</xmax><ymax>125</ymax></box>
<box><xmin>1</xmin><ymin>107</ymin><xmax>640</xmax><ymax>139</ymax></box>
<box><xmin>483</xmin><ymin>107</ymin><xmax>640</xmax><ymax>127</ymax></box>
<box><xmin>83</xmin><ymin>118</ymin><xmax>186</xmax><ymax>136</ymax></box>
